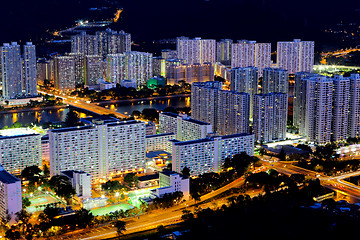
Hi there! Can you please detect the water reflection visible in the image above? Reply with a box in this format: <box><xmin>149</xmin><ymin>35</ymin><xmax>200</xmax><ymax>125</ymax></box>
<box><xmin>0</xmin><ymin>97</ymin><xmax>188</xmax><ymax>128</ymax></box>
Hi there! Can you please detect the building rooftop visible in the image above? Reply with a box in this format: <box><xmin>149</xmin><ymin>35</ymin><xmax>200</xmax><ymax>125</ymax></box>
<box><xmin>146</xmin><ymin>150</ymin><xmax>172</xmax><ymax>159</ymax></box>
<box><xmin>220</xmin><ymin>133</ymin><xmax>253</xmax><ymax>140</ymax></box>
<box><xmin>182</xmin><ymin>117</ymin><xmax>211</xmax><ymax>126</ymax></box>
<box><xmin>0</xmin><ymin>127</ymin><xmax>40</xmax><ymax>138</ymax></box>
<box><xmin>146</xmin><ymin>132</ymin><xmax>175</xmax><ymax>139</ymax></box>
<box><xmin>138</xmin><ymin>173</ymin><xmax>159</xmax><ymax>182</ymax></box>
<box><xmin>0</xmin><ymin>169</ymin><xmax>20</xmax><ymax>184</ymax></box>
<box><xmin>174</xmin><ymin>138</ymin><xmax>214</xmax><ymax>146</ymax></box>
<box><xmin>50</xmin><ymin>125</ymin><xmax>95</xmax><ymax>133</ymax></box>
<box><xmin>61</xmin><ymin>170</ymin><xmax>89</xmax><ymax>178</ymax></box>
<box><xmin>160</xmin><ymin>112</ymin><xmax>178</xmax><ymax>118</ymax></box>
<box><xmin>160</xmin><ymin>170</ymin><xmax>188</xmax><ymax>179</ymax></box>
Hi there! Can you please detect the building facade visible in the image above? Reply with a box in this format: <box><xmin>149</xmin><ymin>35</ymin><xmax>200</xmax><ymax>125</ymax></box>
<box><xmin>262</xmin><ymin>68</ymin><xmax>289</xmax><ymax>94</ymax></box>
<box><xmin>177</xmin><ymin>37</ymin><xmax>216</xmax><ymax>64</ymax></box>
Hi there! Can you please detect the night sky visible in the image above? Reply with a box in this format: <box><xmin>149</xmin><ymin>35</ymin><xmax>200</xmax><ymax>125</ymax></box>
<box><xmin>1</xmin><ymin>0</ymin><xmax>359</xmax><ymax>51</ymax></box>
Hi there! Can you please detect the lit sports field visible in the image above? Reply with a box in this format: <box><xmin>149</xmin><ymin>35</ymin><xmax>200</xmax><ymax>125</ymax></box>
<box><xmin>27</xmin><ymin>194</ymin><xmax>60</xmax><ymax>213</ymax></box>
<box><xmin>90</xmin><ymin>203</ymin><xmax>133</xmax><ymax>216</ymax></box>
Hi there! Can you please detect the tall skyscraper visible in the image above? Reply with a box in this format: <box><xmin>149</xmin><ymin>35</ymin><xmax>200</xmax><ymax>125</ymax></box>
<box><xmin>1</xmin><ymin>42</ymin><xmax>37</xmax><ymax>99</ymax></box>
<box><xmin>85</xmin><ymin>55</ymin><xmax>103</xmax><ymax>85</ymax></box>
<box><xmin>177</xmin><ymin>37</ymin><xmax>216</xmax><ymax>64</ymax></box>
<box><xmin>294</xmin><ymin>72</ymin><xmax>319</xmax><ymax>134</ymax></box>
<box><xmin>217</xmin><ymin>90</ymin><xmax>250</xmax><ymax>135</ymax></box>
<box><xmin>191</xmin><ymin>81</ymin><xmax>250</xmax><ymax>135</ymax></box>
<box><xmin>231</xmin><ymin>40</ymin><xmax>256</xmax><ymax>69</ymax></box>
<box><xmin>348</xmin><ymin>74</ymin><xmax>360</xmax><ymax>138</ymax></box>
<box><xmin>277</xmin><ymin>39</ymin><xmax>314</xmax><ymax>74</ymax></box>
<box><xmin>305</xmin><ymin>76</ymin><xmax>333</xmax><ymax>144</ymax></box>
<box><xmin>54</xmin><ymin>56</ymin><xmax>76</xmax><ymax>91</ymax></box>
<box><xmin>231</xmin><ymin>41</ymin><xmax>271</xmax><ymax>77</ymax></box>
<box><xmin>332</xmin><ymin>75</ymin><xmax>350</xmax><ymax>142</ymax></box>
<box><xmin>106</xmin><ymin>52</ymin><xmax>152</xmax><ymax>87</ymax></box>
<box><xmin>71</xmin><ymin>32</ymin><xmax>99</xmax><ymax>56</ymax></box>
<box><xmin>262</xmin><ymin>68</ymin><xmax>289</xmax><ymax>94</ymax></box>
<box><xmin>253</xmin><ymin>93</ymin><xmax>288</xmax><ymax>143</ymax></box>
<box><xmin>216</xmin><ymin>39</ymin><xmax>233</xmax><ymax>65</ymax></box>
<box><xmin>230</xmin><ymin>66</ymin><xmax>259</xmax><ymax>97</ymax></box>
<box><xmin>22</xmin><ymin>42</ymin><xmax>37</xmax><ymax>97</ymax></box>
<box><xmin>191</xmin><ymin>81</ymin><xmax>223</xmax><ymax>131</ymax></box>
<box><xmin>255</xmin><ymin>43</ymin><xmax>272</xmax><ymax>77</ymax></box>
<box><xmin>67</xmin><ymin>53</ymin><xmax>85</xmax><ymax>85</ymax></box>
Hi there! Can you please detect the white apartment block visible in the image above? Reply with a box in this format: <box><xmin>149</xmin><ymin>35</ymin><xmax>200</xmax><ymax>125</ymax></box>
<box><xmin>332</xmin><ymin>75</ymin><xmax>350</xmax><ymax>142</ymax></box>
<box><xmin>191</xmin><ymin>81</ymin><xmax>250</xmax><ymax>135</ymax></box>
<box><xmin>217</xmin><ymin>90</ymin><xmax>250</xmax><ymax>135</ymax></box>
<box><xmin>171</xmin><ymin>133</ymin><xmax>254</xmax><ymax>176</ymax></box>
<box><xmin>61</xmin><ymin>170</ymin><xmax>92</xmax><ymax>199</ymax></box>
<box><xmin>216</xmin><ymin>39</ymin><xmax>233</xmax><ymax>65</ymax></box>
<box><xmin>49</xmin><ymin>119</ymin><xmax>146</xmax><ymax>180</ymax></box>
<box><xmin>67</xmin><ymin>53</ymin><xmax>85</xmax><ymax>85</ymax></box>
<box><xmin>166</xmin><ymin>62</ymin><xmax>214</xmax><ymax>85</ymax></box>
<box><xmin>106</xmin><ymin>52</ymin><xmax>152</xmax><ymax>87</ymax></box>
<box><xmin>349</xmin><ymin>74</ymin><xmax>360</xmax><ymax>138</ymax></box>
<box><xmin>191</xmin><ymin>81</ymin><xmax>223</xmax><ymax>132</ymax></box>
<box><xmin>0</xmin><ymin>128</ymin><xmax>42</xmax><ymax>175</ymax></box>
<box><xmin>85</xmin><ymin>55</ymin><xmax>103</xmax><ymax>85</ymax></box>
<box><xmin>305</xmin><ymin>76</ymin><xmax>333</xmax><ymax>144</ymax></box>
<box><xmin>231</xmin><ymin>40</ymin><xmax>271</xmax><ymax>77</ymax></box>
<box><xmin>277</xmin><ymin>39</ymin><xmax>314</xmax><ymax>74</ymax></box>
<box><xmin>159</xmin><ymin>112</ymin><xmax>212</xmax><ymax>141</ymax></box>
<box><xmin>0</xmin><ymin>165</ymin><xmax>22</xmax><ymax>224</ymax></box>
<box><xmin>177</xmin><ymin>37</ymin><xmax>216</xmax><ymax>64</ymax></box>
<box><xmin>253</xmin><ymin>93</ymin><xmax>288</xmax><ymax>143</ymax></box>
<box><xmin>1</xmin><ymin>42</ymin><xmax>37</xmax><ymax>99</ymax></box>
<box><xmin>262</xmin><ymin>68</ymin><xmax>289</xmax><ymax>94</ymax></box>
<box><xmin>230</xmin><ymin>67</ymin><xmax>258</xmax><ymax>115</ymax></box>
<box><xmin>146</xmin><ymin>133</ymin><xmax>176</xmax><ymax>152</ymax></box>
<box><xmin>54</xmin><ymin>56</ymin><xmax>76</xmax><ymax>91</ymax></box>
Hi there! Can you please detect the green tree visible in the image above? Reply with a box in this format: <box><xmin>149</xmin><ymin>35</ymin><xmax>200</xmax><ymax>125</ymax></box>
<box><xmin>21</xmin><ymin>165</ymin><xmax>42</xmax><ymax>184</ymax></box>
<box><xmin>49</xmin><ymin>175</ymin><xmax>75</xmax><ymax>204</ymax></box>
<box><xmin>22</xmin><ymin>197</ymin><xmax>31</xmax><ymax>208</ymax></box>
<box><xmin>181</xmin><ymin>166</ymin><xmax>191</xmax><ymax>177</ymax></box>
<box><xmin>114</xmin><ymin>220</ymin><xmax>126</xmax><ymax>238</ymax></box>
<box><xmin>43</xmin><ymin>164</ymin><xmax>50</xmax><ymax>178</ymax></box>
<box><xmin>65</xmin><ymin>109</ymin><xmax>80</xmax><ymax>127</ymax></box>
<box><xmin>75</xmin><ymin>208</ymin><xmax>94</xmax><ymax>228</ymax></box>
<box><xmin>102</xmin><ymin>180</ymin><xmax>125</xmax><ymax>193</ymax></box>
<box><xmin>123</xmin><ymin>173</ymin><xmax>138</xmax><ymax>186</ymax></box>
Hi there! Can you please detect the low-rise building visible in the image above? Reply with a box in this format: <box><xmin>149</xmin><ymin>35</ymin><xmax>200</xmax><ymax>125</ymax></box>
<box><xmin>61</xmin><ymin>170</ymin><xmax>92</xmax><ymax>199</ymax></box>
<box><xmin>152</xmin><ymin>170</ymin><xmax>190</xmax><ymax>200</ymax></box>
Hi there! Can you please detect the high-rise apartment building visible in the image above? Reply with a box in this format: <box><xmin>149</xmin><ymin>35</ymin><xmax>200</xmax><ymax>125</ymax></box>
<box><xmin>230</xmin><ymin>66</ymin><xmax>258</xmax><ymax>100</ymax></box>
<box><xmin>253</xmin><ymin>93</ymin><xmax>288</xmax><ymax>143</ymax></box>
<box><xmin>85</xmin><ymin>55</ymin><xmax>103</xmax><ymax>85</ymax></box>
<box><xmin>67</xmin><ymin>53</ymin><xmax>85</xmax><ymax>85</ymax></box>
<box><xmin>231</xmin><ymin>41</ymin><xmax>271</xmax><ymax>77</ymax></box>
<box><xmin>1</xmin><ymin>42</ymin><xmax>37</xmax><ymax>99</ymax></box>
<box><xmin>262</xmin><ymin>68</ymin><xmax>289</xmax><ymax>94</ymax></box>
<box><xmin>0</xmin><ymin>128</ymin><xmax>42</xmax><ymax>175</ymax></box>
<box><xmin>191</xmin><ymin>81</ymin><xmax>251</xmax><ymax>135</ymax></box>
<box><xmin>332</xmin><ymin>75</ymin><xmax>350</xmax><ymax>142</ymax></box>
<box><xmin>22</xmin><ymin>42</ymin><xmax>37</xmax><ymax>97</ymax></box>
<box><xmin>71</xmin><ymin>29</ymin><xmax>131</xmax><ymax>58</ymax></box>
<box><xmin>217</xmin><ymin>90</ymin><xmax>250</xmax><ymax>135</ymax></box>
<box><xmin>277</xmin><ymin>39</ymin><xmax>314</xmax><ymax>74</ymax></box>
<box><xmin>348</xmin><ymin>74</ymin><xmax>360</xmax><ymax>138</ymax></box>
<box><xmin>305</xmin><ymin>76</ymin><xmax>333</xmax><ymax>144</ymax></box>
<box><xmin>216</xmin><ymin>39</ymin><xmax>233</xmax><ymax>65</ymax></box>
<box><xmin>159</xmin><ymin>112</ymin><xmax>212</xmax><ymax>141</ymax></box>
<box><xmin>191</xmin><ymin>81</ymin><xmax>223</xmax><ymax>131</ymax></box>
<box><xmin>54</xmin><ymin>56</ymin><xmax>76</xmax><ymax>91</ymax></box>
<box><xmin>171</xmin><ymin>133</ymin><xmax>254</xmax><ymax>176</ymax></box>
<box><xmin>177</xmin><ymin>37</ymin><xmax>216</xmax><ymax>64</ymax></box>
<box><xmin>106</xmin><ymin>52</ymin><xmax>152</xmax><ymax>87</ymax></box>
<box><xmin>0</xmin><ymin>165</ymin><xmax>22</xmax><ymax>224</ymax></box>
<box><xmin>49</xmin><ymin>118</ymin><xmax>146</xmax><ymax>180</ymax></box>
